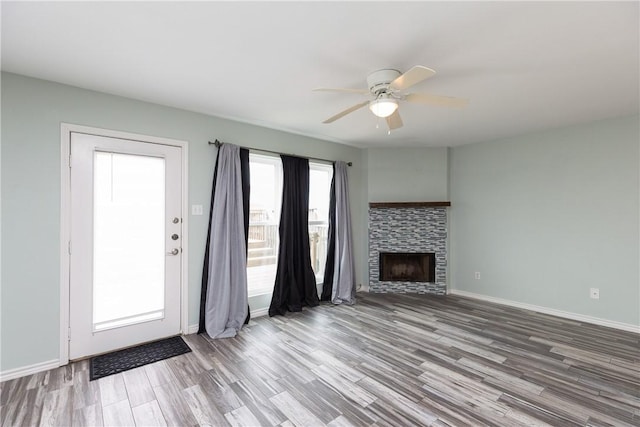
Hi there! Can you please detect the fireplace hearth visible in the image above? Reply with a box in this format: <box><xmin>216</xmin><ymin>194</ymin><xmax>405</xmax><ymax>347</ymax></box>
<box><xmin>379</xmin><ymin>252</ymin><xmax>435</xmax><ymax>282</ymax></box>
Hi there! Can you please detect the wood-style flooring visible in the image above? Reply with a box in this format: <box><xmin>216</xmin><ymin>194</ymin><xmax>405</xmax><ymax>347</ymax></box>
<box><xmin>1</xmin><ymin>292</ymin><xmax>639</xmax><ymax>426</ymax></box>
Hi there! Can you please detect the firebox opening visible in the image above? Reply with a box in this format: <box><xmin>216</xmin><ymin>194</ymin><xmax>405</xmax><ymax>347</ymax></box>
<box><xmin>379</xmin><ymin>252</ymin><xmax>435</xmax><ymax>282</ymax></box>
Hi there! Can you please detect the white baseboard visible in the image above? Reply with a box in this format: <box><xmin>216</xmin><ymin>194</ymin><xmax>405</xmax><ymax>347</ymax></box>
<box><xmin>186</xmin><ymin>324</ymin><xmax>200</xmax><ymax>334</ymax></box>
<box><xmin>450</xmin><ymin>289</ymin><xmax>640</xmax><ymax>334</ymax></box>
<box><xmin>251</xmin><ymin>308</ymin><xmax>268</xmax><ymax>319</ymax></box>
<box><xmin>0</xmin><ymin>359</ymin><xmax>60</xmax><ymax>383</ymax></box>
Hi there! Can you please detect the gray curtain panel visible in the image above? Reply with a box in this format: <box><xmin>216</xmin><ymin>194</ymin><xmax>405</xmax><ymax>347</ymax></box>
<box><xmin>204</xmin><ymin>143</ymin><xmax>249</xmax><ymax>338</ymax></box>
<box><xmin>331</xmin><ymin>161</ymin><xmax>356</xmax><ymax>304</ymax></box>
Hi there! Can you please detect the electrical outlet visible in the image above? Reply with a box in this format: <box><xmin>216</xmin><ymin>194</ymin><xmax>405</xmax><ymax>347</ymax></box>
<box><xmin>590</xmin><ymin>288</ymin><xmax>600</xmax><ymax>299</ymax></box>
<box><xmin>474</xmin><ymin>272</ymin><xmax>481</xmax><ymax>280</ymax></box>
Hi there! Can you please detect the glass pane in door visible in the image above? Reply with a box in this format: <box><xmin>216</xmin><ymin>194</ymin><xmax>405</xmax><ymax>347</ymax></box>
<box><xmin>93</xmin><ymin>152</ymin><xmax>166</xmax><ymax>331</ymax></box>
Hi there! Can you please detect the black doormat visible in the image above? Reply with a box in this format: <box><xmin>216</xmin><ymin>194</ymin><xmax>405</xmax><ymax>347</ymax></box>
<box><xmin>90</xmin><ymin>336</ymin><xmax>191</xmax><ymax>381</ymax></box>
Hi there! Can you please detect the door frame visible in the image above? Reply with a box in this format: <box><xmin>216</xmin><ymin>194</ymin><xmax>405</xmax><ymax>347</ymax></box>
<box><xmin>59</xmin><ymin>123</ymin><xmax>189</xmax><ymax>366</ymax></box>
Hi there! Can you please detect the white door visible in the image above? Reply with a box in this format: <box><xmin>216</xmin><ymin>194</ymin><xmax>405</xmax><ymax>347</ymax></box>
<box><xmin>69</xmin><ymin>132</ymin><xmax>182</xmax><ymax>360</ymax></box>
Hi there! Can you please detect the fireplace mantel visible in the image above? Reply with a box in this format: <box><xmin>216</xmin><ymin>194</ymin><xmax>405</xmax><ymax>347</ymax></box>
<box><xmin>369</xmin><ymin>201</ymin><xmax>451</xmax><ymax>208</ymax></box>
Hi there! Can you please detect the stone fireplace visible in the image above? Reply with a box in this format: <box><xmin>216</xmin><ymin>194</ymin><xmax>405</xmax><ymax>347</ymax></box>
<box><xmin>369</xmin><ymin>202</ymin><xmax>448</xmax><ymax>294</ymax></box>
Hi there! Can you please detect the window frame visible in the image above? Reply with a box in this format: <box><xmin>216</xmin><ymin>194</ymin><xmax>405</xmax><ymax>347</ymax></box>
<box><xmin>246</xmin><ymin>153</ymin><xmax>283</xmax><ymax>297</ymax></box>
<box><xmin>308</xmin><ymin>161</ymin><xmax>333</xmax><ymax>284</ymax></box>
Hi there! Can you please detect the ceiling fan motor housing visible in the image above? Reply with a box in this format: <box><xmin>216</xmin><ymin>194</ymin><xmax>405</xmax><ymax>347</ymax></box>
<box><xmin>367</xmin><ymin>69</ymin><xmax>401</xmax><ymax>95</ymax></box>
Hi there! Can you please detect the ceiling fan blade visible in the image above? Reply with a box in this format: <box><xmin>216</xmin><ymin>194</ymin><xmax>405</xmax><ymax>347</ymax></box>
<box><xmin>389</xmin><ymin>66</ymin><xmax>436</xmax><ymax>91</ymax></box>
<box><xmin>322</xmin><ymin>101</ymin><xmax>369</xmax><ymax>123</ymax></box>
<box><xmin>405</xmin><ymin>93</ymin><xmax>469</xmax><ymax>108</ymax></box>
<box><xmin>386</xmin><ymin>110</ymin><xmax>403</xmax><ymax>130</ymax></box>
<box><xmin>313</xmin><ymin>87</ymin><xmax>370</xmax><ymax>95</ymax></box>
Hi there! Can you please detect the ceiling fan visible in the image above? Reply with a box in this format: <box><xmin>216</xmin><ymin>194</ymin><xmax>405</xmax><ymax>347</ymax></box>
<box><xmin>314</xmin><ymin>66</ymin><xmax>468</xmax><ymax>130</ymax></box>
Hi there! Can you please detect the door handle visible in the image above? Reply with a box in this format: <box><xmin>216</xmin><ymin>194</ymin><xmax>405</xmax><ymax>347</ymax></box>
<box><xmin>167</xmin><ymin>248</ymin><xmax>179</xmax><ymax>256</ymax></box>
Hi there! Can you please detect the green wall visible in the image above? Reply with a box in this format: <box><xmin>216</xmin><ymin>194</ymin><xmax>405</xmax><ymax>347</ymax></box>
<box><xmin>449</xmin><ymin>116</ymin><xmax>640</xmax><ymax>326</ymax></box>
<box><xmin>0</xmin><ymin>72</ymin><xmax>365</xmax><ymax>372</ymax></box>
<box><xmin>366</xmin><ymin>147</ymin><xmax>449</xmax><ymax>202</ymax></box>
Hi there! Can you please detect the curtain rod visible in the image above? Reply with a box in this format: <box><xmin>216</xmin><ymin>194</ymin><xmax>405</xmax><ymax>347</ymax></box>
<box><xmin>208</xmin><ymin>139</ymin><xmax>352</xmax><ymax>167</ymax></box>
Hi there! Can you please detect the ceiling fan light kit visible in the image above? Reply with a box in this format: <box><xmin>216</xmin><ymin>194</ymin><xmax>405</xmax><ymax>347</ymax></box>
<box><xmin>369</xmin><ymin>95</ymin><xmax>398</xmax><ymax>118</ymax></box>
<box><xmin>315</xmin><ymin>65</ymin><xmax>468</xmax><ymax>131</ymax></box>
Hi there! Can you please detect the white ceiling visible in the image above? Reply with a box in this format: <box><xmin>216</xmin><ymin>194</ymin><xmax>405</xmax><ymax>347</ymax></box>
<box><xmin>2</xmin><ymin>2</ymin><xmax>638</xmax><ymax>148</ymax></box>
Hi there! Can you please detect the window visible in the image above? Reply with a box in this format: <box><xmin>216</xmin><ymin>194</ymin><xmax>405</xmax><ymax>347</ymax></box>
<box><xmin>308</xmin><ymin>162</ymin><xmax>333</xmax><ymax>283</ymax></box>
<box><xmin>246</xmin><ymin>154</ymin><xmax>282</xmax><ymax>297</ymax></box>
<box><xmin>246</xmin><ymin>156</ymin><xmax>332</xmax><ymax>297</ymax></box>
